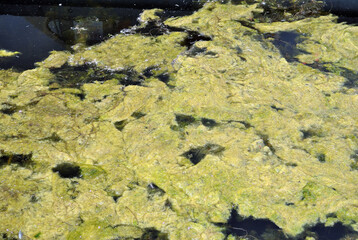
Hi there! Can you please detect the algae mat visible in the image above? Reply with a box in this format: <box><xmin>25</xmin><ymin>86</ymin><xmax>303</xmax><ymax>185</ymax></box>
<box><xmin>1</xmin><ymin>2</ymin><xmax>358</xmax><ymax>239</ymax></box>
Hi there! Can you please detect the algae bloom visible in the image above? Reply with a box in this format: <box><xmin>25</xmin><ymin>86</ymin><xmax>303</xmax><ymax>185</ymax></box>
<box><xmin>1</xmin><ymin>1</ymin><xmax>358</xmax><ymax>239</ymax></box>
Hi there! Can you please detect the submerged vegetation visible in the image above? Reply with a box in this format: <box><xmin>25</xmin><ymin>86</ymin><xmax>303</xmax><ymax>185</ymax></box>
<box><xmin>1</xmin><ymin>1</ymin><xmax>358</xmax><ymax>239</ymax></box>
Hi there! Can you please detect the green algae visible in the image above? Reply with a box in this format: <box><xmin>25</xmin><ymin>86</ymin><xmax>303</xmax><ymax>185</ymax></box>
<box><xmin>138</xmin><ymin>8</ymin><xmax>164</xmax><ymax>24</ymax></box>
<box><xmin>36</xmin><ymin>51</ymin><xmax>71</xmax><ymax>69</ymax></box>
<box><xmin>254</xmin><ymin>15</ymin><xmax>358</xmax><ymax>77</ymax></box>
<box><xmin>0</xmin><ymin>49</ymin><xmax>20</xmax><ymax>57</ymax></box>
<box><xmin>67</xmin><ymin>219</ymin><xmax>143</xmax><ymax>239</ymax></box>
<box><xmin>1</xmin><ymin>2</ymin><xmax>358</xmax><ymax>240</ymax></box>
<box><xmin>69</xmin><ymin>31</ymin><xmax>187</xmax><ymax>74</ymax></box>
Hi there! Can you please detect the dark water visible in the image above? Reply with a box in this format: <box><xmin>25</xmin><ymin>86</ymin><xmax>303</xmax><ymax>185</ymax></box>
<box><xmin>0</xmin><ymin>4</ymin><xmax>190</xmax><ymax>71</ymax></box>
<box><xmin>221</xmin><ymin>209</ymin><xmax>358</xmax><ymax>240</ymax></box>
<box><xmin>0</xmin><ymin>14</ymin><xmax>65</xmax><ymax>70</ymax></box>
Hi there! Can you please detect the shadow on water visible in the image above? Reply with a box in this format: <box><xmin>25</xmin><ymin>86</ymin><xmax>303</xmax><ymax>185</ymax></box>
<box><xmin>304</xmin><ymin>61</ymin><xmax>358</xmax><ymax>89</ymax></box>
<box><xmin>303</xmin><ymin>222</ymin><xmax>358</xmax><ymax>240</ymax></box>
<box><xmin>0</xmin><ymin>4</ymin><xmax>192</xmax><ymax>71</ymax></box>
<box><xmin>220</xmin><ymin>209</ymin><xmax>358</xmax><ymax>240</ymax></box>
<box><xmin>220</xmin><ymin>209</ymin><xmax>287</xmax><ymax>240</ymax></box>
<box><xmin>263</xmin><ymin>30</ymin><xmax>309</xmax><ymax>62</ymax></box>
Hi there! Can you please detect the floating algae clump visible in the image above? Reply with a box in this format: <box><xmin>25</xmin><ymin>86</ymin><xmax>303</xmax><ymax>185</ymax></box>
<box><xmin>0</xmin><ymin>49</ymin><xmax>20</xmax><ymax>57</ymax></box>
<box><xmin>69</xmin><ymin>31</ymin><xmax>187</xmax><ymax>73</ymax></box>
<box><xmin>1</xmin><ymin>2</ymin><xmax>358</xmax><ymax>239</ymax></box>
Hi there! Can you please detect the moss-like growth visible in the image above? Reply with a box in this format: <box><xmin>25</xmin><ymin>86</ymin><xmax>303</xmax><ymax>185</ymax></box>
<box><xmin>1</xmin><ymin>2</ymin><xmax>358</xmax><ymax>240</ymax></box>
<box><xmin>0</xmin><ymin>49</ymin><xmax>20</xmax><ymax>57</ymax></box>
<box><xmin>138</xmin><ymin>8</ymin><xmax>164</xmax><ymax>24</ymax></box>
<box><xmin>69</xmin><ymin>32</ymin><xmax>187</xmax><ymax>74</ymax></box>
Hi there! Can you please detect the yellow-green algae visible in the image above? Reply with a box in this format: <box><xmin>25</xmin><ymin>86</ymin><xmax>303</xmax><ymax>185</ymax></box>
<box><xmin>69</xmin><ymin>31</ymin><xmax>187</xmax><ymax>73</ymax></box>
<box><xmin>1</xmin><ymin>2</ymin><xmax>358</xmax><ymax>239</ymax></box>
<box><xmin>138</xmin><ymin>8</ymin><xmax>164</xmax><ymax>24</ymax></box>
<box><xmin>0</xmin><ymin>50</ymin><xmax>20</xmax><ymax>57</ymax></box>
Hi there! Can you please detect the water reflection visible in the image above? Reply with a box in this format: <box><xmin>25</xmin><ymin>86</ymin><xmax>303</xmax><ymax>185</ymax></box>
<box><xmin>0</xmin><ymin>14</ymin><xmax>64</xmax><ymax>70</ymax></box>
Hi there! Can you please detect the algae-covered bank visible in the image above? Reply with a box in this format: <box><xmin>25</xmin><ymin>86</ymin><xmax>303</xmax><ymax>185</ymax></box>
<box><xmin>1</xmin><ymin>1</ymin><xmax>358</xmax><ymax>239</ymax></box>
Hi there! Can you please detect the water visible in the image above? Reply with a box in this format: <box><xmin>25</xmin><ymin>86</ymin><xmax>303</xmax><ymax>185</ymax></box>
<box><xmin>0</xmin><ymin>14</ymin><xmax>65</xmax><ymax>70</ymax></box>
<box><xmin>0</xmin><ymin>4</ymin><xmax>190</xmax><ymax>70</ymax></box>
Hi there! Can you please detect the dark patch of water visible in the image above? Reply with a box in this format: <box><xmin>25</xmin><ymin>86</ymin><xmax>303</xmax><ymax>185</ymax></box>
<box><xmin>164</xmin><ymin>199</ymin><xmax>173</xmax><ymax>210</ymax></box>
<box><xmin>221</xmin><ymin>209</ymin><xmax>358</xmax><ymax>240</ymax></box>
<box><xmin>350</xmin><ymin>150</ymin><xmax>358</xmax><ymax>162</ymax></box>
<box><xmin>133</xmin><ymin>21</ymin><xmax>171</xmax><ymax>37</ymax></box>
<box><xmin>141</xmin><ymin>67</ymin><xmax>172</xmax><ymax>86</ymax></box>
<box><xmin>303</xmin><ymin>222</ymin><xmax>358</xmax><ymax>240</ymax></box>
<box><xmin>339</xmin><ymin>67</ymin><xmax>358</xmax><ymax>89</ymax></box>
<box><xmin>179</xmin><ymin>30</ymin><xmax>212</xmax><ymax>50</ymax></box>
<box><xmin>338</xmin><ymin>16</ymin><xmax>358</xmax><ymax>25</ymax></box>
<box><xmin>49</xmin><ymin>64</ymin><xmax>145</xmax><ymax>88</ymax></box>
<box><xmin>113</xmin><ymin>120</ymin><xmax>128</xmax><ymax>131</ymax></box>
<box><xmin>140</xmin><ymin>227</ymin><xmax>168</xmax><ymax>240</ymax></box>
<box><xmin>181</xmin><ymin>143</ymin><xmax>225</xmax><ymax>165</ymax></box>
<box><xmin>147</xmin><ymin>183</ymin><xmax>165</xmax><ymax>199</ymax></box>
<box><xmin>257</xmin><ymin>133</ymin><xmax>276</xmax><ymax>154</ymax></box>
<box><xmin>305</xmin><ymin>62</ymin><xmax>358</xmax><ymax>89</ymax></box>
<box><xmin>201</xmin><ymin>118</ymin><xmax>218</xmax><ymax>128</ymax></box>
<box><xmin>112</xmin><ymin>195</ymin><xmax>121</xmax><ymax>203</ymax></box>
<box><xmin>221</xmin><ymin>209</ymin><xmax>287</xmax><ymax>240</ymax></box>
<box><xmin>270</xmin><ymin>105</ymin><xmax>284</xmax><ymax>111</ymax></box>
<box><xmin>300</xmin><ymin>129</ymin><xmax>322</xmax><ymax>140</ymax></box>
<box><xmin>40</xmin><ymin>132</ymin><xmax>62</xmax><ymax>142</ymax></box>
<box><xmin>261</xmin><ymin>29</ymin><xmax>358</xmax><ymax>89</ymax></box>
<box><xmin>1</xmin><ymin>232</ymin><xmax>19</xmax><ymax>240</ymax></box>
<box><xmin>119</xmin><ymin>69</ymin><xmax>146</xmax><ymax>87</ymax></box>
<box><xmin>305</xmin><ymin>61</ymin><xmax>331</xmax><ymax>73</ymax></box>
<box><xmin>50</xmin><ymin>64</ymin><xmax>115</xmax><ymax>88</ymax></box>
<box><xmin>350</xmin><ymin>149</ymin><xmax>358</xmax><ymax>170</ymax></box>
<box><xmin>324</xmin><ymin>1</ymin><xmax>358</xmax><ymax>18</ymax></box>
<box><xmin>132</xmin><ymin>112</ymin><xmax>146</xmax><ymax>119</ymax></box>
<box><xmin>175</xmin><ymin>114</ymin><xmax>196</xmax><ymax>128</ymax></box>
<box><xmin>0</xmin><ymin>0</ymin><xmax>202</xmax><ymax>10</ymax></box>
<box><xmin>285</xmin><ymin>162</ymin><xmax>298</xmax><ymax>168</ymax></box>
<box><xmin>0</xmin><ymin>152</ymin><xmax>33</xmax><ymax>168</ymax></box>
<box><xmin>125</xmin><ymin>20</ymin><xmax>212</xmax><ymax>51</ymax></box>
<box><xmin>0</xmin><ymin>103</ymin><xmax>18</xmax><ymax>115</ymax></box>
<box><xmin>29</xmin><ymin>194</ymin><xmax>39</xmax><ymax>203</ymax></box>
<box><xmin>142</xmin><ymin>66</ymin><xmax>158</xmax><ymax>78</ymax></box>
<box><xmin>52</xmin><ymin>162</ymin><xmax>81</xmax><ymax>178</ymax></box>
<box><xmin>263</xmin><ymin>31</ymin><xmax>309</xmax><ymax>62</ymax></box>
<box><xmin>316</xmin><ymin>153</ymin><xmax>326</xmax><ymax>163</ymax></box>
<box><xmin>182</xmin><ymin>147</ymin><xmax>207</xmax><ymax>165</ymax></box>
<box><xmin>157</xmin><ymin>72</ymin><xmax>170</xmax><ymax>85</ymax></box>
<box><xmin>186</xmin><ymin>45</ymin><xmax>207</xmax><ymax>57</ymax></box>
